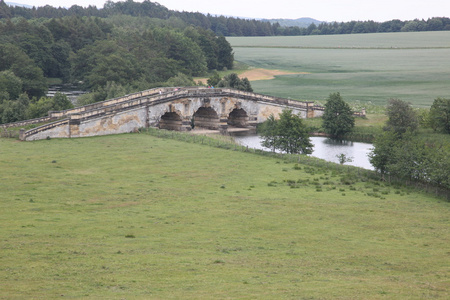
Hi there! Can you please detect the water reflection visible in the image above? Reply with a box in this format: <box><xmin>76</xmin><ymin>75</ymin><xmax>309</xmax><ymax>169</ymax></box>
<box><xmin>233</xmin><ymin>135</ymin><xmax>374</xmax><ymax>170</ymax></box>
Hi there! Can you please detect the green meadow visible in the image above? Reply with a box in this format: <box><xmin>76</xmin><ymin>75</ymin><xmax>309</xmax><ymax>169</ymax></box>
<box><xmin>227</xmin><ymin>32</ymin><xmax>450</xmax><ymax>107</ymax></box>
<box><xmin>1</xmin><ymin>133</ymin><xmax>449</xmax><ymax>299</ymax></box>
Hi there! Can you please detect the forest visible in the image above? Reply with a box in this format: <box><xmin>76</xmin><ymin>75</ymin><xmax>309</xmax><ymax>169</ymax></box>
<box><xmin>1</xmin><ymin>0</ymin><xmax>450</xmax><ymax>125</ymax></box>
<box><xmin>0</xmin><ymin>1</ymin><xmax>235</xmax><ymax>124</ymax></box>
<box><xmin>1</xmin><ymin>0</ymin><xmax>450</xmax><ymax>36</ymax></box>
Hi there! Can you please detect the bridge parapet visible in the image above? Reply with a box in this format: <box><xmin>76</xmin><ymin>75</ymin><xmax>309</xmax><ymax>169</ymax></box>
<box><xmin>20</xmin><ymin>87</ymin><xmax>330</xmax><ymax>141</ymax></box>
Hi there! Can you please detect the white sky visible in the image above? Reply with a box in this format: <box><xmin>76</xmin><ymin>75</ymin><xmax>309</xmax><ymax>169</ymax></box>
<box><xmin>11</xmin><ymin>0</ymin><xmax>450</xmax><ymax>22</ymax></box>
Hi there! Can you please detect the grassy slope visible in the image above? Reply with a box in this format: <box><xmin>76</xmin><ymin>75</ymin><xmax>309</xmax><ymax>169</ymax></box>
<box><xmin>227</xmin><ymin>32</ymin><xmax>450</xmax><ymax>107</ymax></box>
<box><xmin>1</xmin><ymin>134</ymin><xmax>449</xmax><ymax>299</ymax></box>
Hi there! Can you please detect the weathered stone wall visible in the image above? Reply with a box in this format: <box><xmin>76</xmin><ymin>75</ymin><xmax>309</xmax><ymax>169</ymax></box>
<box><xmin>73</xmin><ymin>107</ymin><xmax>147</xmax><ymax>138</ymax></box>
<box><xmin>25</xmin><ymin>121</ymin><xmax>70</xmax><ymax>141</ymax></box>
<box><xmin>22</xmin><ymin>88</ymin><xmax>323</xmax><ymax>141</ymax></box>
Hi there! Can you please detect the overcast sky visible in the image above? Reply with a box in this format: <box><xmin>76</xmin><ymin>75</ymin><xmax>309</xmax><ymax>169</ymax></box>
<box><xmin>11</xmin><ymin>0</ymin><xmax>450</xmax><ymax>22</ymax></box>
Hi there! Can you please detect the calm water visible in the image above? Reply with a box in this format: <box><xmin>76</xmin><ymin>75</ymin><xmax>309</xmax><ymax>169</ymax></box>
<box><xmin>233</xmin><ymin>135</ymin><xmax>374</xmax><ymax>170</ymax></box>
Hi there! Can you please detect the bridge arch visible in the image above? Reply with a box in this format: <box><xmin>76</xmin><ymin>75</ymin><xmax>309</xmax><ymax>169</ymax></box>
<box><xmin>227</xmin><ymin>108</ymin><xmax>249</xmax><ymax>127</ymax></box>
<box><xmin>193</xmin><ymin>107</ymin><xmax>220</xmax><ymax>130</ymax></box>
<box><xmin>159</xmin><ymin>111</ymin><xmax>183</xmax><ymax>131</ymax></box>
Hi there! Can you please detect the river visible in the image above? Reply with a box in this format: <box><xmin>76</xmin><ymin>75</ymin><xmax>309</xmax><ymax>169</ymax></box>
<box><xmin>233</xmin><ymin>135</ymin><xmax>374</xmax><ymax>170</ymax></box>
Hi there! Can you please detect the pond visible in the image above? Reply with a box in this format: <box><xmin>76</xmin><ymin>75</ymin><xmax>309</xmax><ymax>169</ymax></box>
<box><xmin>233</xmin><ymin>135</ymin><xmax>374</xmax><ymax>170</ymax></box>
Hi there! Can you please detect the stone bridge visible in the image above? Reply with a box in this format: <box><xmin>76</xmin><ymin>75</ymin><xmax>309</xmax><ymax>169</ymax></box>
<box><xmin>17</xmin><ymin>87</ymin><xmax>326</xmax><ymax>141</ymax></box>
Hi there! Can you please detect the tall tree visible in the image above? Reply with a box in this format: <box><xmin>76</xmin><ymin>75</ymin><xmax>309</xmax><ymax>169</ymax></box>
<box><xmin>384</xmin><ymin>98</ymin><xmax>418</xmax><ymax>135</ymax></box>
<box><xmin>0</xmin><ymin>43</ymin><xmax>47</xmax><ymax>98</ymax></box>
<box><xmin>216</xmin><ymin>35</ymin><xmax>233</xmax><ymax>70</ymax></box>
<box><xmin>368</xmin><ymin>130</ymin><xmax>400</xmax><ymax>177</ymax></box>
<box><xmin>259</xmin><ymin>109</ymin><xmax>313</xmax><ymax>154</ymax></box>
<box><xmin>429</xmin><ymin>97</ymin><xmax>450</xmax><ymax>134</ymax></box>
<box><xmin>322</xmin><ymin>92</ymin><xmax>355</xmax><ymax>138</ymax></box>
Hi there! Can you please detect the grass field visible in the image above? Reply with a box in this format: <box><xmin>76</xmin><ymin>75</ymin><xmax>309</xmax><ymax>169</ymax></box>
<box><xmin>1</xmin><ymin>133</ymin><xmax>449</xmax><ymax>298</ymax></box>
<box><xmin>227</xmin><ymin>32</ymin><xmax>450</xmax><ymax>107</ymax></box>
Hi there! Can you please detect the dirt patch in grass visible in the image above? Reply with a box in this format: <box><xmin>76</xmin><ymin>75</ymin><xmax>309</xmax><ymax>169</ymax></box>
<box><xmin>239</xmin><ymin>68</ymin><xmax>308</xmax><ymax>81</ymax></box>
<box><xmin>196</xmin><ymin>68</ymin><xmax>308</xmax><ymax>83</ymax></box>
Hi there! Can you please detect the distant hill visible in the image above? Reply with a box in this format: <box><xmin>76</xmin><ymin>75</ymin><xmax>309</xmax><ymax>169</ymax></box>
<box><xmin>263</xmin><ymin>17</ymin><xmax>323</xmax><ymax>28</ymax></box>
<box><xmin>6</xmin><ymin>2</ymin><xmax>33</xmax><ymax>8</ymax></box>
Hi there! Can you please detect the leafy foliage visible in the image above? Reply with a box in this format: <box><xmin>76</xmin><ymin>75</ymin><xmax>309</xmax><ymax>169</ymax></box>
<box><xmin>217</xmin><ymin>73</ymin><xmax>253</xmax><ymax>92</ymax></box>
<box><xmin>27</xmin><ymin>93</ymin><xmax>74</xmax><ymax>119</ymax></box>
<box><xmin>1</xmin><ymin>1</ymin><xmax>449</xmax><ymax>37</ymax></box>
<box><xmin>259</xmin><ymin>110</ymin><xmax>313</xmax><ymax>154</ymax></box>
<box><xmin>429</xmin><ymin>98</ymin><xmax>450</xmax><ymax>134</ymax></box>
<box><xmin>0</xmin><ymin>43</ymin><xmax>47</xmax><ymax>98</ymax></box>
<box><xmin>0</xmin><ymin>11</ymin><xmax>235</xmax><ymax>124</ymax></box>
<box><xmin>369</xmin><ymin>131</ymin><xmax>449</xmax><ymax>189</ymax></box>
<box><xmin>206</xmin><ymin>72</ymin><xmax>221</xmax><ymax>87</ymax></box>
<box><xmin>384</xmin><ymin>98</ymin><xmax>418</xmax><ymax>134</ymax></box>
<box><xmin>322</xmin><ymin>92</ymin><xmax>355</xmax><ymax>138</ymax></box>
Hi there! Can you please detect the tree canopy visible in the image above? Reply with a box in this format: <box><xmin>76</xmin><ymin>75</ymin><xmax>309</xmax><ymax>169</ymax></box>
<box><xmin>259</xmin><ymin>109</ymin><xmax>313</xmax><ymax>154</ymax></box>
<box><xmin>1</xmin><ymin>1</ymin><xmax>449</xmax><ymax>36</ymax></box>
<box><xmin>428</xmin><ymin>98</ymin><xmax>450</xmax><ymax>134</ymax></box>
<box><xmin>384</xmin><ymin>98</ymin><xmax>419</xmax><ymax>135</ymax></box>
<box><xmin>216</xmin><ymin>73</ymin><xmax>253</xmax><ymax>92</ymax></box>
<box><xmin>369</xmin><ymin>131</ymin><xmax>449</xmax><ymax>189</ymax></box>
<box><xmin>0</xmin><ymin>12</ymin><xmax>235</xmax><ymax>124</ymax></box>
<box><xmin>322</xmin><ymin>92</ymin><xmax>355</xmax><ymax>138</ymax></box>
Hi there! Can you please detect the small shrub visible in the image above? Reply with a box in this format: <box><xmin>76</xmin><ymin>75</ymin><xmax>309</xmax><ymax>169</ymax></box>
<box><xmin>125</xmin><ymin>234</ymin><xmax>135</xmax><ymax>238</ymax></box>
<box><xmin>341</xmin><ymin>176</ymin><xmax>354</xmax><ymax>185</ymax></box>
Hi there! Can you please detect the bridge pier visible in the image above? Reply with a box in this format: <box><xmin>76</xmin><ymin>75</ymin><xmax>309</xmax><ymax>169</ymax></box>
<box><xmin>181</xmin><ymin>119</ymin><xmax>192</xmax><ymax>131</ymax></box>
<box><xmin>219</xmin><ymin>118</ymin><xmax>229</xmax><ymax>133</ymax></box>
<box><xmin>20</xmin><ymin>87</ymin><xmax>327</xmax><ymax>141</ymax></box>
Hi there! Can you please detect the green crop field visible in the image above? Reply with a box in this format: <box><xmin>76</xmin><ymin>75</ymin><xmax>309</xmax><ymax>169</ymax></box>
<box><xmin>1</xmin><ymin>133</ymin><xmax>449</xmax><ymax>299</ymax></box>
<box><xmin>228</xmin><ymin>32</ymin><xmax>450</xmax><ymax>107</ymax></box>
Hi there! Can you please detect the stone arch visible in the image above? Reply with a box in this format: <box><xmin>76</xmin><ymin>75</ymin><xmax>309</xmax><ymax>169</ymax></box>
<box><xmin>228</xmin><ymin>108</ymin><xmax>249</xmax><ymax>127</ymax></box>
<box><xmin>159</xmin><ymin>111</ymin><xmax>182</xmax><ymax>131</ymax></box>
<box><xmin>193</xmin><ymin>107</ymin><xmax>219</xmax><ymax>130</ymax></box>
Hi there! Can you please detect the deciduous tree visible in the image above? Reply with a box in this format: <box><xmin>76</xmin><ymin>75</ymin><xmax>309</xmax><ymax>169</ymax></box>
<box><xmin>259</xmin><ymin>110</ymin><xmax>313</xmax><ymax>154</ymax></box>
<box><xmin>384</xmin><ymin>98</ymin><xmax>418</xmax><ymax>134</ymax></box>
<box><xmin>217</xmin><ymin>73</ymin><xmax>253</xmax><ymax>92</ymax></box>
<box><xmin>322</xmin><ymin>92</ymin><xmax>355</xmax><ymax>138</ymax></box>
<box><xmin>429</xmin><ymin>97</ymin><xmax>450</xmax><ymax>134</ymax></box>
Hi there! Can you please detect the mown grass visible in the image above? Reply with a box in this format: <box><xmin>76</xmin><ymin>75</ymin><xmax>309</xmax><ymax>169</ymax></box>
<box><xmin>1</xmin><ymin>132</ymin><xmax>449</xmax><ymax>299</ymax></box>
<box><xmin>227</xmin><ymin>32</ymin><xmax>450</xmax><ymax>107</ymax></box>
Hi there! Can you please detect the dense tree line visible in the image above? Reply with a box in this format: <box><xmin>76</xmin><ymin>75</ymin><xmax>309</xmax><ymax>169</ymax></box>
<box><xmin>1</xmin><ymin>0</ymin><xmax>449</xmax><ymax>37</ymax></box>
<box><xmin>0</xmin><ymin>6</ymin><xmax>235</xmax><ymax>124</ymax></box>
<box><xmin>369</xmin><ymin>99</ymin><xmax>449</xmax><ymax>190</ymax></box>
